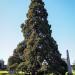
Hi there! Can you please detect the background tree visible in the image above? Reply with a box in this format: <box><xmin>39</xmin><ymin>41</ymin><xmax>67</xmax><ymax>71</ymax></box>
<box><xmin>8</xmin><ymin>0</ymin><xmax>67</xmax><ymax>75</ymax></box>
<box><xmin>72</xmin><ymin>61</ymin><xmax>75</xmax><ymax>70</ymax></box>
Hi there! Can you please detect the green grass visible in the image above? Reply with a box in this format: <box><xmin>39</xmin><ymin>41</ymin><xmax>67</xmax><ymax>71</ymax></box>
<box><xmin>72</xmin><ymin>70</ymin><xmax>75</xmax><ymax>75</ymax></box>
<box><xmin>0</xmin><ymin>71</ymin><xmax>25</xmax><ymax>75</ymax></box>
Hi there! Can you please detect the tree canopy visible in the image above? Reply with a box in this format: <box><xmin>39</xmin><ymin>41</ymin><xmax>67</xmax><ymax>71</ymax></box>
<box><xmin>8</xmin><ymin>0</ymin><xmax>67</xmax><ymax>75</ymax></box>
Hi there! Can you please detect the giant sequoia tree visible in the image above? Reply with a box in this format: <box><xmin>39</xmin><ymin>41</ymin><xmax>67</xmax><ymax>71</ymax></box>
<box><xmin>8</xmin><ymin>0</ymin><xmax>67</xmax><ymax>75</ymax></box>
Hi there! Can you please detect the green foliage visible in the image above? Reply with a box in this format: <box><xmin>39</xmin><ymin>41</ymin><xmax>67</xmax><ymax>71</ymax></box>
<box><xmin>72</xmin><ymin>61</ymin><xmax>75</xmax><ymax>70</ymax></box>
<box><xmin>72</xmin><ymin>65</ymin><xmax>75</xmax><ymax>70</ymax></box>
<box><xmin>2</xmin><ymin>70</ymin><xmax>75</xmax><ymax>75</ymax></box>
<box><xmin>16</xmin><ymin>62</ymin><xmax>27</xmax><ymax>72</ymax></box>
<box><xmin>8</xmin><ymin>56</ymin><xmax>19</xmax><ymax>70</ymax></box>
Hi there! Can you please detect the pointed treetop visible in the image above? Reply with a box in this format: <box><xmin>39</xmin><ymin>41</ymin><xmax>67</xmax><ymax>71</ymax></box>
<box><xmin>31</xmin><ymin>0</ymin><xmax>42</xmax><ymax>1</ymax></box>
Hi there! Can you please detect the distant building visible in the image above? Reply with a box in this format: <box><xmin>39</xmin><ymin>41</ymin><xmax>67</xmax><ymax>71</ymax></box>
<box><xmin>66</xmin><ymin>50</ymin><xmax>72</xmax><ymax>75</ymax></box>
<box><xmin>0</xmin><ymin>59</ymin><xmax>7</xmax><ymax>70</ymax></box>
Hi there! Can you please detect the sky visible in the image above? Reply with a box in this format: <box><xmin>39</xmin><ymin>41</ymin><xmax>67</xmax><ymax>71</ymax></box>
<box><xmin>0</xmin><ymin>0</ymin><xmax>75</xmax><ymax>65</ymax></box>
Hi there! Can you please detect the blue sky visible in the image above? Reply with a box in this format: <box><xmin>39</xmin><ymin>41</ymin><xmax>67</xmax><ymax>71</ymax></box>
<box><xmin>0</xmin><ymin>0</ymin><xmax>75</xmax><ymax>65</ymax></box>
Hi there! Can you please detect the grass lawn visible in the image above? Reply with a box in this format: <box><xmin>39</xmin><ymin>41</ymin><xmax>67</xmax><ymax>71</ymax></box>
<box><xmin>72</xmin><ymin>70</ymin><xmax>75</xmax><ymax>75</ymax></box>
<box><xmin>0</xmin><ymin>71</ymin><xmax>25</xmax><ymax>75</ymax></box>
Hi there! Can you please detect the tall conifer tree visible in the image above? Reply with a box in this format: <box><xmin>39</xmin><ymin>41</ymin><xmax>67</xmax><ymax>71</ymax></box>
<box><xmin>8</xmin><ymin>0</ymin><xmax>67</xmax><ymax>75</ymax></box>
